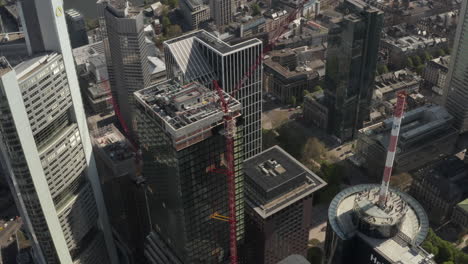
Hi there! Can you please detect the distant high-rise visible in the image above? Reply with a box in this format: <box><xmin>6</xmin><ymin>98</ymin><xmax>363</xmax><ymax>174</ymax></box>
<box><xmin>164</xmin><ymin>30</ymin><xmax>263</xmax><ymax>159</ymax></box>
<box><xmin>0</xmin><ymin>0</ymin><xmax>118</xmax><ymax>263</ymax></box>
<box><xmin>65</xmin><ymin>9</ymin><xmax>89</xmax><ymax>48</ymax></box>
<box><xmin>324</xmin><ymin>0</ymin><xmax>383</xmax><ymax>141</ymax></box>
<box><xmin>444</xmin><ymin>0</ymin><xmax>468</xmax><ymax>133</ymax></box>
<box><xmin>243</xmin><ymin>146</ymin><xmax>326</xmax><ymax>264</ymax></box>
<box><xmin>324</xmin><ymin>184</ymin><xmax>434</xmax><ymax>264</ymax></box>
<box><xmin>210</xmin><ymin>0</ymin><xmax>233</xmax><ymax>28</ymax></box>
<box><xmin>97</xmin><ymin>0</ymin><xmax>151</xmax><ymax>137</ymax></box>
<box><xmin>134</xmin><ymin>80</ymin><xmax>244</xmax><ymax>263</ymax></box>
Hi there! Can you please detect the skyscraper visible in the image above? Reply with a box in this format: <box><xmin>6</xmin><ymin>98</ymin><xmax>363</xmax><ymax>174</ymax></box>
<box><xmin>210</xmin><ymin>0</ymin><xmax>233</xmax><ymax>28</ymax></box>
<box><xmin>164</xmin><ymin>30</ymin><xmax>263</xmax><ymax>159</ymax></box>
<box><xmin>0</xmin><ymin>0</ymin><xmax>118</xmax><ymax>263</ymax></box>
<box><xmin>243</xmin><ymin>146</ymin><xmax>326</xmax><ymax>264</ymax></box>
<box><xmin>65</xmin><ymin>9</ymin><xmax>89</xmax><ymax>49</ymax></box>
<box><xmin>444</xmin><ymin>0</ymin><xmax>468</xmax><ymax>133</ymax></box>
<box><xmin>324</xmin><ymin>184</ymin><xmax>434</xmax><ymax>264</ymax></box>
<box><xmin>97</xmin><ymin>0</ymin><xmax>151</xmax><ymax>137</ymax></box>
<box><xmin>134</xmin><ymin>80</ymin><xmax>244</xmax><ymax>263</ymax></box>
<box><xmin>324</xmin><ymin>0</ymin><xmax>383</xmax><ymax>141</ymax></box>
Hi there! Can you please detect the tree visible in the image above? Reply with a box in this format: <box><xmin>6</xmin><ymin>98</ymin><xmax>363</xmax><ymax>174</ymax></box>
<box><xmin>168</xmin><ymin>0</ymin><xmax>179</xmax><ymax>9</ymax></box>
<box><xmin>302</xmin><ymin>137</ymin><xmax>326</xmax><ymax>161</ymax></box>
<box><xmin>436</xmin><ymin>48</ymin><xmax>446</xmax><ymax>57</ymax></box>
<box><xmin>307</xmin><ymin>247</ymin><xmax>323</xmax><ymax>264</ymax></box>
<box><xmin>406</xmin><ymin>57</ymin><xmax>414</xmax><ymax>68</ymax></box>
<box><xmin>290</xmin><ymin>96</ymin><xmax>297</xmax><ymax>106</ymax></box>
<box><xmin>378</xmin><ymin>65</ymin><xmax>389</xmax><ymax>75</ymax></box>
<box><xmin>166</xmin><ymin>25</ymin><xmax>182</xmax><ymax>38</ymax></box>
<box><xmin>436</xmin><ymin>243</ymin><xmax>454</xmax><ymax>263</ymax></box>
<box><xmin>85</xmin><ymin>18</ymin><xmax>100</xmax><ymax>31</ymax></box>
<box><xmin>442</xmin><ymin>262</ymin><xmax>454</xmax><ymax>264</ymax></box>
<box><xmin>313</xmin><ymin>85</ymin><xmax>323</xmax><ymax>92</ymax></box>
<box><xmin>412</xmin><ymin>55</ymin><xmax>422</xmax><ymax>66</ymax></box>
<box><xmin>251</xmin><ymin>3</ymin><xmax>261</xmax><ymax>16</ymax></box>
<box><xmin>162</xmin><ymin>16</ymin><xmax>171</xmax><ymax>29</ymax></box>
<box><xmin>424</xmin><ymin>51</ymin><xmax>433</xmax><ymax>62</ymax></box>
<box><xmin>303</xmin><ymin>90</ymin><xmax>310</xmax><ymax>97</ymax></box>
<box><xmin>416</xmin><ymin>64</ymin><xmax>425</xmax><ymax>75</ymax></box>
<box><xmin>262</xmin><ymin>129</ymin><xmax>278</xmax><ymax>150</ymax></box>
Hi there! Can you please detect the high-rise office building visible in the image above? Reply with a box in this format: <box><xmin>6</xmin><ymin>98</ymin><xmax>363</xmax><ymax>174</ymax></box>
<box><xmin>164</xmin><ymin>30</ymin><xmax>262</xmax><ymax>159</ymax></box>
<box><xmin>444</xmin><ymin>0</ymin><xmax>468</xmax><ymax>133</ymax></box>
<box><xmin>324</xmin><ymin>184</ymin><xmax>434</xmax><ymax>264</ymax></box>
<box><xmin>0</xmin><ymin>0</ymin><xmax>118</xmax><ymax>263</ymax></box>
<box><xmin>210</xmin><ymin>0</ymin><xmax>233</xmax><ymax>28</ymax></box>
<box><xmin>243</xmin><ymin>146</ymin><xmax>326</xmax><ymax>264</ymax></box>
<box><xmin>65</xmin><ymin>9</ymin><xmax>89</xmax><ymax>49</ymax></box>
<box><xmin>134</xmin><ymin>80</ymin><xmax>244</xmax><ymax>263</ymax></box>
<box><xmin>97</xmin><ymin>0</ymin><xmax>151</xmax><ymax>137</ymax></box>
<box><xmin>324</xmin><ymin>0</ymin><xmax>383</xmax><ymax>141</ymax></box>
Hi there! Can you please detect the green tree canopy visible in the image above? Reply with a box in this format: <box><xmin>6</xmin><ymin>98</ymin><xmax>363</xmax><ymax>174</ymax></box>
<box><xmin>424</xmin><ymin>51</ymin><xmax>433</xmax><ymax>62</ymax></box>
<box><xmin>166</xmin><ymin>25</ymin><xmax>182</xmax><ymax>38</ymax></box>
<box><xmin>162</xmin><ymin>16</ymin><xmax>171</xmax><ymax>29</ymax></box>
<box><xmin>378</xmin><ymin>65</ymin><xmax>389</xmax><ymax>75</ymax></box>
<box><xmin>436</xmin><ymin>49</ymin><xmax>446</xmax><ymax>57</ymax></box>
<box><xmin>313</xmin><ymin>85</ymin><xmax>323</xmax><ymax>92</ymax></box>
<box><xmin>307</xmin><ymin>247</ymin><xmax>323</xmax><ymax>264</ymax></box>
<box><xmin>302</xmin><ymin>137</ymin><xmax>326</xmax><ymax>161</ymax></box>
<box><xmin>168</xmin><ymin>0</ymin><xmax>179</xmax><ymax>9</ymax></box>
<box><xmin>251</xmin><ymin>3</ymin><xmax>261</xmax><ymax>16</ymax></box>
<box><xmin>406</xmin><ymin>57</ymin><xmax>414</xmax><ymax>68</ymax></box>
<box><xmin>303</xmin><ymin>90</ymin><xmax>310</xmax><ymax>97</ymax></box>
<box><xmin>290</xmin><ymin>96</ymin><xmax>297</xmax><ymax>106</ymax></box>
<box><xmin>416</xmin><ymin>64</ymin><xmax>425</xmax><ymax>75</ymax></box>
<box><xmin>413</xmin><ymin>55</ymin><xmax>422</xmax><ymax>66</ymax></box>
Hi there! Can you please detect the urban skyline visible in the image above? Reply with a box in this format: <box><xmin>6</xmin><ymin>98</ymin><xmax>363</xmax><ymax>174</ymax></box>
<box><xmin>0</xmin><ymin>0</ymin><xmax>466</xmax><ymax>263</ymax></box>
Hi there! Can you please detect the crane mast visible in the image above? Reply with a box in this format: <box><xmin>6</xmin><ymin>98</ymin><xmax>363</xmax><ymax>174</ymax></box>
<box><xmin>378</xmin><ymin>91</ymin><xmax>407</xmax><ymax>207</ymax></box>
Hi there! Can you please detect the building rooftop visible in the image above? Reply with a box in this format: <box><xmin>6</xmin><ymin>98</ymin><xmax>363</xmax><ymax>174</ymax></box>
<box><xmin>361</xmin><ymin>105</ymin><xmax>455</xmax><ymax>150</ymax></box>
<box><xmin>92</xmin><ymin>124</ymin><xmax>134</xmax><ymax>163</ymax></box>
<box><xmin>458</xmin><ymin>198</ymin><xmax>468</xmax><ymax>214</ymax></box>
<box><xmin>14</xmin><ymin>53</ymin><xmax>61</xmax><ymax>81</ymax></box>
<box><xmin>73</xmin><ymin>41</ymin><xmax>105</xmax><ymax>68</ymax></box>
<box><xmin>328</xmin><ymin>184</ymin><xmax>433</xmax><ymax>264</ymax></box>
<box><xmin>244</xmin><ymin>146</ymin><xmax>326</xmax><ymax>218</ymax></box>
<box><xmin>264</xmin><ymin>47</ymin><xmax>324</xmax><ymax>80</ymax></box>
<box><xmin>135</xmin><ymin>80</ymin><xmax>241</xmax><ymax>149</ymax></box>
<box><xmin>277</xmin><ymin>255</ymin><xmax>310</xmax><ymax>264</ymax></box>
<box><xmin>428</xmin><ymin>55</ymin><xmax>450</xmax><ymax>69</ymax></box>
<box><xmin>165</xmin><ymin>30</ymin><xmax>261</xmax><ymax>57</ymax></box>
<box><xmin>65</xmin><ymin>9</ymin><xmax>84</xmax><ymax>20</ymax></box>
<box><xmin>0</xmin><ymin>57</ymin><xmax>12</xmax><ymax>77</ymax></box>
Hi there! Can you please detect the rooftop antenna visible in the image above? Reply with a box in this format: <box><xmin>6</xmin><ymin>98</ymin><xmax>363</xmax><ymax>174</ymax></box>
<box><xmin>378</xmin><ymin>91</ymin><xmax>407</xmax><ymax>208</ymax></box>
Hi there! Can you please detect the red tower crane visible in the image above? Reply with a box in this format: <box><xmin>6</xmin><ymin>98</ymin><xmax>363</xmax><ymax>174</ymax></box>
<box><xmin>209</xmin><ymin>3</ymin><xmax>309</xmax><ymax>264</ymax></box>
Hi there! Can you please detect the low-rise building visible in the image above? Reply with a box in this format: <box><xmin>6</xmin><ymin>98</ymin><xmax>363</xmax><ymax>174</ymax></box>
<box><xmin>357</xmin><ymin>105</ymin><xmax>458</xmax><ymax>178</ymax></box>
<box><xmin>180</xmin><ymin>0</ymin><xmax>211</xmax><ymax>29</ymax></box>
<box><xmin>452</xmin><ymin>199</ymin><xmax>468</xmax><ymax>229</ymax></box>
<box><xmin>303</xmin><ymin>90</ymin><xmax>328</xmax><ymax>129</ymax></box>
<box><xmin>423</xmin><ymin>55</ymin><xmax>450</xmax><ymax>95</ymax></box>
<box><xmin>264</xmin><ymin>47</ymin><xmax>324</xmax><ymax>104</ymax></box>
<box><xmin>85</xmin><ymin>81</ymin><xmax>113</xmax><ymax>115</ymax></box>
<box><xmin>380</xmin><ymin>26</ymin><xmax>447</xmax><ymax>68</ymax></box>
<box><xmin>374</xmin><ymin>70</ymin><xmax>421</xmax><ymax>101</ymax></box>
<box><xmin>244</xmin><ymin>146</ymin><xmax>326</xmax><ymax>264</ymax></box>
<box><xmin>411</xmin><ymin>156</ymin><xmax>468</xmax><ymax>225</ymax></box>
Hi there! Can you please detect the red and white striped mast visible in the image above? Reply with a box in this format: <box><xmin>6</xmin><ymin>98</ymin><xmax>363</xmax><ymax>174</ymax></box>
<box><xmin>378</xmin><ymin>91</ymin><xmax>407</xmax><ymax>207</ymax></box>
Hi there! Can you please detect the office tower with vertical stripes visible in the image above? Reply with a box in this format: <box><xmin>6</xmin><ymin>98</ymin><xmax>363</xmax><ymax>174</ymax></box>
<box><xmin>444</xmin><ymin>0</ymin><xmax>468</xmax><ymax>133</ymax></box>
<box><xmin>164</xmin><ymin>30</ymin><xmax>263</xmax><ymax>159</ymax></box>
<box><xmin>0</xmin><ymin>0</ymin><xmax>118</xmax><ymax>263</ymax></box>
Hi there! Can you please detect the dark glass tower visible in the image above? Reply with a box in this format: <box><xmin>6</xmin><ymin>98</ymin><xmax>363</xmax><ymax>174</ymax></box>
<box><xmin>324</xmin><ymin>0</ymin><xmax>383</xmax><ymax>141</ymax></box>
<box><xmin>134</xmin><ymin>80</ymin><xmax>245</xmax><ymax>263</ymax></box>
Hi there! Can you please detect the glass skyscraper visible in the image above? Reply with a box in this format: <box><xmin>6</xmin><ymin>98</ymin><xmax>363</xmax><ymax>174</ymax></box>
<box><xmin>444</xmin><ymin>0</ymin><xmax>468</xmax><ymax>133</ymax></box>
<box><xmin>324</xmin><ymin>0</ymin><xmax>383</xmax><ymax>141</ymax></box>
<box><xmin>97</xmin><ymin>0</ymin><xmax>151</xmax><ymax>137</ymax></box>
<box><xmin>0</xmin><ymin>0</ymin><xmax>117</xmax><ymax>263</ymax></box>
<box><xmin>134</xmin><ymin>80</ymin><xmax>245</xmax><ymax>263</ymax></box>
<box><xmin>163</xmin><ymin>30</ymin><xmax>262</xmax><ymax>159</ymax></box>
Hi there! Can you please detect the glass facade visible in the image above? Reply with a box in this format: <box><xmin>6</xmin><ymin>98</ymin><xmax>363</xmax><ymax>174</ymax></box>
<box><xmin>445</xmin><ymin>0</ymin><xmax>468</xmax><ymax>133</ymax></box>
<box><xmin>136</xmin><ymin>99</ymin><xmax>245</xmax><ymax>263</ymax></box>
<box><xmin>324</xmin><ymin>0</ymin><xmax>383</xmax><ymax>141</ymax></box>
